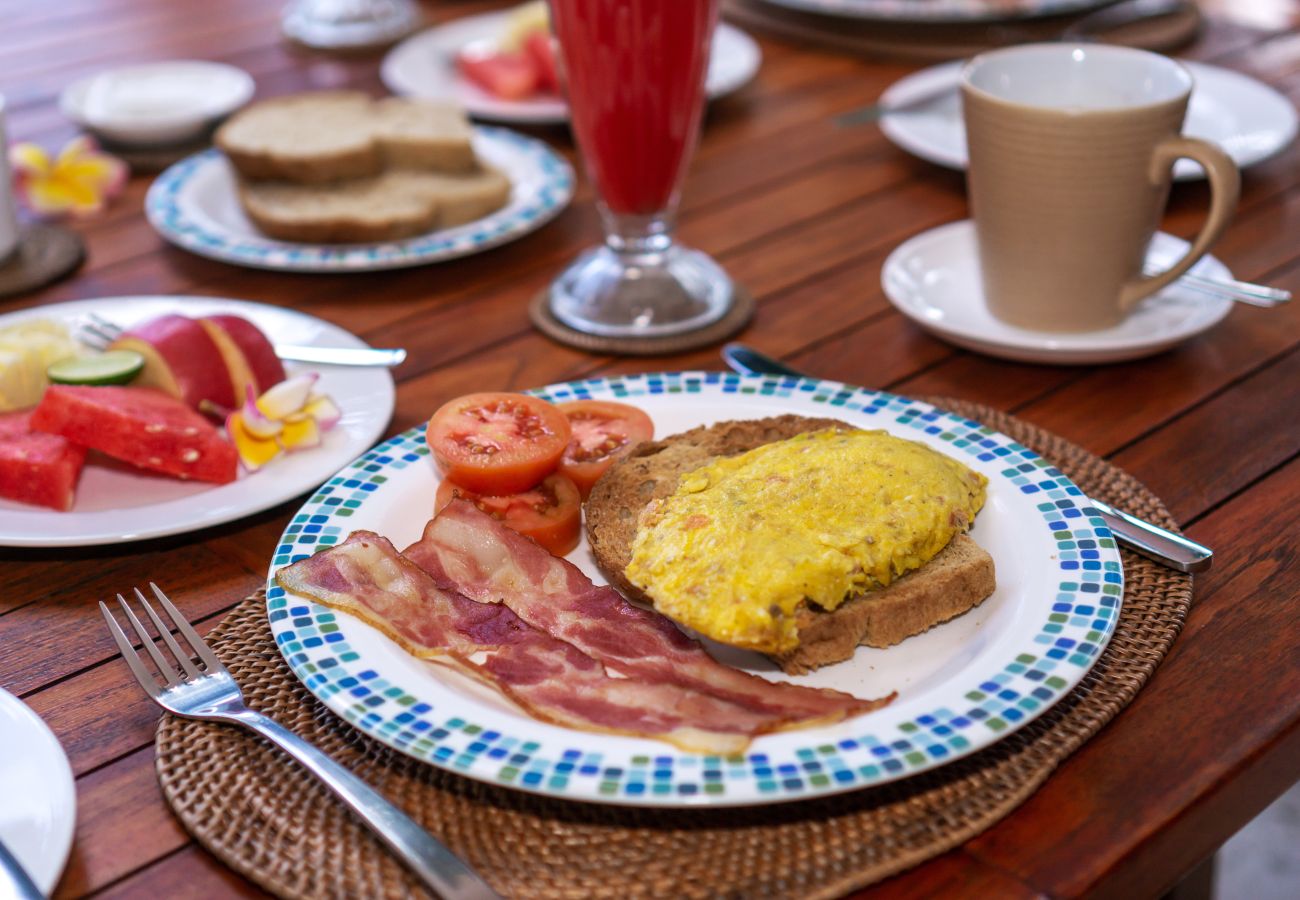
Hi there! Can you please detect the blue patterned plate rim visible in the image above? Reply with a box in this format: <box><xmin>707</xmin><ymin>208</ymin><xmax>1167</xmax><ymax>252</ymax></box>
<box><xmin>266</xmin><ymin>372</ymin><xmax>1124</xmax><ymax>807</ymax></box>
<box><xmin>145</xmin><ymin>126</ymin><xmax>574</xmax><ymax>273</ymax></box>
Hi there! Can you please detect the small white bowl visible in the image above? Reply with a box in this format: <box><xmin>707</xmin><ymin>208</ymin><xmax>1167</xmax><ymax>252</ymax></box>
<box><xmin>60</xmin><ymin>61</ymin><xmax>255</xmax><ymax>146</ymax></box>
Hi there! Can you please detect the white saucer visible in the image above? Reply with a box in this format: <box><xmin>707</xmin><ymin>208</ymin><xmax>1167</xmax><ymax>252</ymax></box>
<box><xmin>881</xmin><ymin>220</ymin><xmax>1234</xmax><ymax>365</ymax></box>
<box><xmin>0</xmin><ymin>688</ymin><xmax>76</xmax><ymax>895</ymax></box>
<box><xmin>879</xmin><ymin>60</ymin><xmax>1298</xmax><ymax>182</ymax></box>
<box><xmin>61</xmin><ymin>61</ymin><xmax>255</xmax><ymax>146</ymax></box>
<box><xmin>381</xmin><ymin>14</ymin><xmax>761</xmax><ymax>124</ymax></box>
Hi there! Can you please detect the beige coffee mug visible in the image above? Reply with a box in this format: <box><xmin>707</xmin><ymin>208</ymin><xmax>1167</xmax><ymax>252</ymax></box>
<box><xmin>962</xmin><ymin>44</ymin><xmax>1240</xmax><ymax>332</ymax></box>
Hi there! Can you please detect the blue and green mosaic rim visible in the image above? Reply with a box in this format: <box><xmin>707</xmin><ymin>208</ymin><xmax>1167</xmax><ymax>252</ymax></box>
<box><xmin>146</xmin><ymin>127</ymin><xmax>574</xmax><ymax>272</ymax></box>
<box><xmin>266</xmin><ymin>373</ymin><xmax>1123</xmax><ymax>807</ymax></box>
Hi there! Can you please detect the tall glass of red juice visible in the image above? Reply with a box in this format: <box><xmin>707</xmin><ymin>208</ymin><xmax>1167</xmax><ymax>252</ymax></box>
<box><xmin>546</xmin><ymin>0</ymin><xmax>736</xmax><ymax>337</ymax></box>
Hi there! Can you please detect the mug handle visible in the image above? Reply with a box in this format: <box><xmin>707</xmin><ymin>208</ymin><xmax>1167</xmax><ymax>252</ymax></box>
<box><xmin>1119</xmin><ymin>136</ymin><xmax>1241</xmax><ymax>312</ymax></box>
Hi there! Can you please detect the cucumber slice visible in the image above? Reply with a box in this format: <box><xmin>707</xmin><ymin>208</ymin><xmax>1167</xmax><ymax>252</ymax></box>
<box><xmin>47</xmin><ymin>350</ymin><xmax>146</xmax><ymax>386</ymax></box>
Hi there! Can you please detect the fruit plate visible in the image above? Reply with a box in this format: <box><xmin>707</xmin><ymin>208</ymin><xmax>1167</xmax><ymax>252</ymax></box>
<box><xmin>145</xmin><ymin>127</ymin><xmax>574</xmax><ymax>273</ymax></box>
<box><xmin>381</xmin><ymin>14</ymin><xmax>761</xmax><ymax>125</ymax></box>
<box><xmin>0</xmin><ymin>296</ymin><xmax>394</xmax><ymax>547</ymax></box>
<box><xmin>267</xmin><ymin>372</ymin><xmax>1123</xmax><ymax>808</ymax></box>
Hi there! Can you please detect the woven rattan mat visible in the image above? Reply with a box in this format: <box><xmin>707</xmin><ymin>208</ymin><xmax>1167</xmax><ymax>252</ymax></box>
<box><xmin>156</xmin><ymin>397</ymin><xmax>1193</xmax><ymax>899</ymax></box>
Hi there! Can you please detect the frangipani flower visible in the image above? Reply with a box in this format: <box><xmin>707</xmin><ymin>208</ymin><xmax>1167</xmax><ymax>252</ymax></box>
<box><xmin>226</xmin><ymin>374</ymin><xmax>341</xmax><ymax>471</ymax></box>
<box><xmin>9</xmin><ymin>136</ymin><xmax>127</xmax><ymax>217</ymax></box>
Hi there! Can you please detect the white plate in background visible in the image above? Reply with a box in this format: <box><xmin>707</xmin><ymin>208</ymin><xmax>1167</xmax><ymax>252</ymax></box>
<box><xmin>382</xmin><ymin>14</ymin><xmax>761</xmax><ymax>124</ymax></box>
<box><xmin>878</xmin><ymin>59</ymin><xmax>1298</xmax><ymax>181</ymax></box>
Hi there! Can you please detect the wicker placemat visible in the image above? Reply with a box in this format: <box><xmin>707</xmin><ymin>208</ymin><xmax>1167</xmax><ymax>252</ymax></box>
<box><xmin>156</xmin><ymin>397</ymin><xmax>1192</xmax><ymax>899</ymax></box>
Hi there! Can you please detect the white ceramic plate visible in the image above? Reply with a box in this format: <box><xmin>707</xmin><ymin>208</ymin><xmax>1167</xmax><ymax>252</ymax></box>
<box><xmin>0</xmin><ymin>688</ymin><xmax>76</xmax><ymax>895</ymax></box>
<box><xmin>381</xmin><ymin>15</ymin><xmax>761</xmax><ymax>124</ymax></box>
<box><xmin>878</xmin><ymin>59</ymin><xmax>1299</xmax><ymax>182</ymax></box>
<box><xmin>60</xmin><ymin>60</ymin><xmax>255</xmax><ymax>146</ymax></box>
<box><xmin>882</xmin><ymin>220</ymin><xmax>1234</xmax><ymax>365</ymax></box>
<box><xmin>145</xmin><ymin>127</ymin><xmax>573</xmax><ymax>272</ymax></box>
<box><xmin>268</xmin><ymin>373</ymin><xmax>1123</xmax><ymax>807</ymax></box>
<box><xmin>758</xmin><ymin>0</ymin><xmax>1110</xmax><ymax>22</ymax></box>
<box><xmin>0</xmin><ymin>296</ymin><xmax>394</xmax><ymax>547</ymax></box>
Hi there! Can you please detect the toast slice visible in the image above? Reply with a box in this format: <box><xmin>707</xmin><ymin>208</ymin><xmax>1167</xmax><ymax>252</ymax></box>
<box><xmin>237</xmin><ymin>171</ymin><xmax>442</xmax><ymax>243</ymax></box>
<box><xmin>217</xmin><ymin>92</ymin><xmax>476</xmax><ymax>183</ymax></box>
<box><xmin>236</xmin><ymin>165</ymin><xmax>510</xmax><ymax>243</ymax></box>
<box><xmin>371</xmin><ymin>97</ymin><xmax>477</xmax><ymax>173</ymax></box>
<box><xmin>585</xmin><ymin>415</ymin><xmax>995</xmax><ymax>673</ymax></box>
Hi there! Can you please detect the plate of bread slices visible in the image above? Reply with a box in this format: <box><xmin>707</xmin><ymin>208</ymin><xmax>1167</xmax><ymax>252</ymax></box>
<box><xmin>145</xmin><ymin>91</ymin><xmax>573</xmax><ymax>272</ymax></box>
<box><xmin>266</xmin><ymin>373</ymin><xmax>1123</xmax><ymax>807</ymax></box>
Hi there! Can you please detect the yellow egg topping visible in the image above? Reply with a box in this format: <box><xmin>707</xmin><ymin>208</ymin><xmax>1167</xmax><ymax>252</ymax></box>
<box><xmin>624</xmin><ymin>429</ymin><xmax>988</xmax><ymax>654</ymax></box>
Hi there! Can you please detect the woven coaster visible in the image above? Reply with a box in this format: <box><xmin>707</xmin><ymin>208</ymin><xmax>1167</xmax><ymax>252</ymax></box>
<box><xmin>156</xmin><ymin>397</ymin><xmax>1192</xmax><ymax>899</ymax></box>
<box><xmin>530</xmin><ymin>284</ymin><xmax>755</xmax><ymax>356</ymax></box>
<box><xmin>723</xmin><ymin>0</ymin><xmax>1202</xmax><ymax>62</ymax></box>
<box><xmin>0</xmin><ymin>224</ymin><xmax>85</xmax><ymax>299</ymax></box>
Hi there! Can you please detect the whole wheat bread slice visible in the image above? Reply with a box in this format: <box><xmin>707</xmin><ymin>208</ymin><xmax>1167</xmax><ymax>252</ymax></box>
<box><xmin>216</xmin><ymin>91</ymin><xmax>476</xmax><ymax>184</ymax></box>
<box><xmin>585</xmin><ymin>415</ymin><xmax>995</xmax><ymax>673</ymax></box>
<box><xmin>236</xmin><ymin>165</ymin><xmax>510</xmax><ymax>243</ymax></box>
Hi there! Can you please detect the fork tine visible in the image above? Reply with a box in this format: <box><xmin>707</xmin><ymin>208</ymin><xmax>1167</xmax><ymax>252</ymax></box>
<box><xmin>149</xmin><ymin>583</ymin><xmax>223</xmax><ymax>672</ymax></box>
<box><xmin>99</xmin><ymin>601</ymin><xmax>164</xmax><ymax>696</ymax></box>
<box><xmin>79</xmin><ymin>321</ymin><xmax>116</xmax><ymax>349</ymax></box>
<box><xmin>134</xmin><ymin>587</ymin><xmax>202</xmax><ymax>680</ymax></box>
<box><xmin>86</xmin><ymin>311</ymin><xmax>124</xmax><ymax>336</ymax></box>
<box><xmin>115</xmin><ymin>593</ymin><xmax>180</xmax><ymax>686</ymax></box>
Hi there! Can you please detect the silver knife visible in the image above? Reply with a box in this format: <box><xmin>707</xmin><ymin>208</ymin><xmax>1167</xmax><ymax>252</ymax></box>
<box><xmin>720</xmin><ymin>343</ymin><xmax>1213</xmax><ymax>573</ymax></box>
<box><xmin>0</xmin><ymin>838</ymin><xmax>44</xmax><ymax>900</ymax></box>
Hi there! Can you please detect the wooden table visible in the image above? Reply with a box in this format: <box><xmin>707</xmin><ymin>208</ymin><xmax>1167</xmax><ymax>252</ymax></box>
<box><xmin>3</xmin><ymin>1</ymin><xmax>1298</xmax><ymax>897</ymax></box>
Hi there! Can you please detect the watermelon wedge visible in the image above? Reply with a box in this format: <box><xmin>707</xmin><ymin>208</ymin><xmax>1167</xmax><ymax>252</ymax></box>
<box><xmin>31</xmin><ymin>386</ymin><xmax>237</xmax><ymax>484</ymax></box>
<box><xmin>0</xmin><ymin>409</ymin><xmax>87</xmax><ymax>511</ymax></box>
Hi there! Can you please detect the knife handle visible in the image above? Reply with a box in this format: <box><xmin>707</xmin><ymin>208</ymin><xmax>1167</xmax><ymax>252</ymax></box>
<box><xmin>1091</xmin><ymin>499</ymin><xmax>1213</xmax><ymax>573</ymax></box>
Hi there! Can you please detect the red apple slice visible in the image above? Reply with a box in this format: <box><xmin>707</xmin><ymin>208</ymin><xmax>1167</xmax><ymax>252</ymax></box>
<box><xmin>199</xmin><ymin>314</ymin><xmax>286</xmax><ymax>399</ymax></box>
<box><xmin>108</xmin><ymin>314</ymin><xmax>236</xmax><ymax>412</ymax></box>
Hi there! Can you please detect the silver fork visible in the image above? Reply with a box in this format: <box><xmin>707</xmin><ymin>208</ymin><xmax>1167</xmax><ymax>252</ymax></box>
<box><xmin>100</xmin><ymin>584</ymin><xmax>501</xmax><ymax>900</ymax></box>
<box><xmin>81</xmin><ymin>312</ymin><xmax>407</xmax><ymax>368</ymax></box>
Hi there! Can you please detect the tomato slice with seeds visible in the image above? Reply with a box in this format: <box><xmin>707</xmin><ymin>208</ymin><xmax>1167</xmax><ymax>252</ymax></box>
<box><xmin>556</xmin><ymin>400</ymin><xmax>654</xmax><ymax>498</ymax></box>
<box><xmin>426</xmin><ymin>392</ymin><xmax>571</xmax><ymax>494</ymax></box>
<box><xmin>435</xmin><ymin>473</ymin><xmax>582</xmax><ymax>556</ymax></box>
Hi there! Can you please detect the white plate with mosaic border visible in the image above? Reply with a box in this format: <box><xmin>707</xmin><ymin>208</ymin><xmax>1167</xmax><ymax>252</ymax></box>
<box><xmin>0</xmin><ymin>296</ymin><xmax>394</xmax><ymax>547</ymax></box>
<box><xmin>381</xmin><ymin>16</ymin><xmax>761</xmax><ymax>125</ymax></box>
<box><xmin>757</xmin><ymin>0</ymin><xmax>1110</xmax><ymax>23</ymax></box>
<box><xmin>266</xmin><ymin>372</ymin><xmax>1123</xmax><ymax>807</ymax></box>
<box><xmin>145</xmin><ymin>127</ymin><xmax>574</xmax><ymax>273</ymax></box>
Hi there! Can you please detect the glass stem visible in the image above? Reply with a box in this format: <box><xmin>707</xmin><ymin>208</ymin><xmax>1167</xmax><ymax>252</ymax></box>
<box><xmin>603</xmin><ymin>210</ymin><xmax>676</xmax><ymax>262</ymax></box>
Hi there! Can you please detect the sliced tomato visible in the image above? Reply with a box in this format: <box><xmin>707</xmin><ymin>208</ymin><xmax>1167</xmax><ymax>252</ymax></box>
<box><xmin>435</xmin><ymin>473</ymin><xmax>581</xmax><ymax>556</ymax></box>
<box><xmin>523</xmin><ymin>31</ymin><xmax>558</xmax><ymax>93</ymax></box>
<box><xmin>456</xmin><ymin>45</ymin><xmax>539</xmax><ymax>101</ymax></box>
<box><xmin>556</xmin><ymin>400</ymin><xmax>654</xmax><ymax>498</ymax></box>
<box><xmin>426</xmin><ymin>392</ymin><xmax>571</xmax><ymax>494</ymax></box>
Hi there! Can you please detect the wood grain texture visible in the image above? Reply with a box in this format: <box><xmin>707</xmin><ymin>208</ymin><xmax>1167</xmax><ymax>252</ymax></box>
<box><xmin>0</xmin><ymin>2</ymin><xmax>1296</xmax><ymax>897</ymax></box>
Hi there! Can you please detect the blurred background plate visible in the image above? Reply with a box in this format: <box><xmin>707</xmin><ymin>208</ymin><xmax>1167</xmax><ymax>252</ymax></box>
<box><xmin>754</xmin><ymin>0</ymin><xmax>1114</xmax><ymax>23</ymax></box>
<box><xmin>382</xmin><ymin>13</ymin><xmax>761</xmax><ymax>124</ymax></box>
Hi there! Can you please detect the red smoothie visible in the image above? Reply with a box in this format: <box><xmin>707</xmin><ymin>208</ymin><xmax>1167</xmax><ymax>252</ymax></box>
<box><xmin>549</xmin><ymin>0</ymin><xmax>718</xmax><ymax>217</ymax></box>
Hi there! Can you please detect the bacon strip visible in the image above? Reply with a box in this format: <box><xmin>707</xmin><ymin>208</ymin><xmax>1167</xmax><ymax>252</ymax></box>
<box><xmin>277</xmin><ymin>532</ymin><xmax>816</xmax><ymax>754</ymax></box>
<box><xmin>404</xmin><ymin>501</ymin><xmax>892</xmax><ymax>726</ymax></box>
